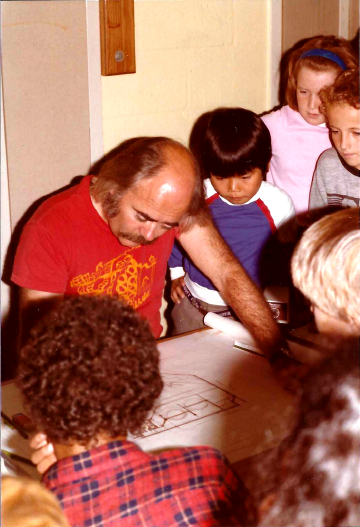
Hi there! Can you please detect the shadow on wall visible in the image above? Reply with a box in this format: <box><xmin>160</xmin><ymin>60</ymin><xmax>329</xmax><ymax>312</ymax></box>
<box><xmin>350</xmin><ymin>27</ymin><xmax>359</xmax><ymax>59</ymax></box>
<box><xmin>259</xmin><ymin>35</ymin><xmax>317</xmax><ymax>117</ymax></box>
<box><xmin>1</xmin><ymin>176</ymin><xmax>83</xmax><ymax>382</ymax></box>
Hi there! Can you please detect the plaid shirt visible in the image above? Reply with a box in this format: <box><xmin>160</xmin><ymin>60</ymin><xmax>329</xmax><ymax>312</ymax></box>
<box><xmin>43</xmin><ymin>440</ymin><xmax>254</xmax><ymax>527</ymax></box>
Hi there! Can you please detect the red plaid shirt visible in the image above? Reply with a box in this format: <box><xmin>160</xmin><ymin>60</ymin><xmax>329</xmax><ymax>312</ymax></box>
<box><xmin>43</xmin><ymin>440</ymin><xmax>254</xmax><ymax>527</ymax></box>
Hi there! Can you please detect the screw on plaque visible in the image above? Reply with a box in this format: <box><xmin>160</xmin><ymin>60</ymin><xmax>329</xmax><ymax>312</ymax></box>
<box><xmin>115</xmin><ymin>50</ymin><xmax>124</xmax><ymax>62</ymax></box>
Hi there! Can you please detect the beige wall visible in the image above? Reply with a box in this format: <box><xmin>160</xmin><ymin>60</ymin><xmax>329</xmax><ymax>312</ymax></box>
<box><xmin>282</xmin><ymin>0</ymin><xmax>359</xmax><ymax>52</ymax></box>
<box><xmin>349</xmin><ymin>0</ymin><xmax>359</xmax><ymax>40</ymax></box>
<box><xmin>1</xmin><ymin>1</ymin><xmax>91</xmax><ymax>231</ymax></box>
<box><xmin>101</xmin><ymin>0</ymin><xmax>270</xmax><ymax>153</ymax></box>
<box><xmin>282</xmin><ymin>0</ymin><xmax>340</xmax><ymax>52</ymax></box>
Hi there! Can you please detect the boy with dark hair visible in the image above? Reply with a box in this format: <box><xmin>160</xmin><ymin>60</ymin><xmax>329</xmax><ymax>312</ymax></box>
<box><xmin>18</xmin><ymin>296</ymin><xmax>254</xmax><ymax>527</ymax></box>
<box><xmin>309</xmin><ymin>68</ymin><xmax>360</xmax><ymax>211</ymax></box>
<box><xmin>169</xmin><ymin>107</ymin><xmax>296</xmax><ymax>334</ymax></box>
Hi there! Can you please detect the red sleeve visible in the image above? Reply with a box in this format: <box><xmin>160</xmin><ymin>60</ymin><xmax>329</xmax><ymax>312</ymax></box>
<box><xmin>174</xmin><ymin>226</ymin><xmax>181</xmax><ymax>240</ymax></box>
<box><xmin>11</xmin><ymin>222</ymin><xmax>69</xmax><ymax>293</ymax></box>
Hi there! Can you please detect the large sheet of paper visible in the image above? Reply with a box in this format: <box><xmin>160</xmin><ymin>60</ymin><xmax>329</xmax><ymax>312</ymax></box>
<box><xmin>2</xmin><ymin>328</ymin><xmax>298</xmax><ymax>473</ymax></box>
<box><xmin>131</xmin><ymin>328</ymin><xmax>297</xmax><ymax>462</ymax></box>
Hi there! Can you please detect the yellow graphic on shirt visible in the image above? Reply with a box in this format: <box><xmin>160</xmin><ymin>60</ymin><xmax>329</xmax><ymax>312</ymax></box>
<box><xmin>70</xmin><ymin>249</ymin><xmax>157</xmax><ymax>309</ymax></box>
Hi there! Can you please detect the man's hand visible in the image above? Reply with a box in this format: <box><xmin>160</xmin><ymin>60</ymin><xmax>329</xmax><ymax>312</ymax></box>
<box><xmin>270</xmin><ymin>351</ymin><xmax>311</xmax><ymax>394</ymax></box>
<box><xmin>179</xmin><ymin>219</ymin><xmax>283</xmax><ymax>356</ymax></box>
<box><xmin>171</xmin><ymin>277</ymin><xmax>186</xmax><ymax>304</ymax></box>
<box><xmin>30</xmin><ymin>433</ymin><xmax>57</xmax><ymax>474</ymax></box>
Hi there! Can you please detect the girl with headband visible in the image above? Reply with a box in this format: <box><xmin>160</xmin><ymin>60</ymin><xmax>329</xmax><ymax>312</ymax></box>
<box><xmin>262</xmin><ymin>35</ymin><xmax>358</xmax><ymax>218</ymax></box>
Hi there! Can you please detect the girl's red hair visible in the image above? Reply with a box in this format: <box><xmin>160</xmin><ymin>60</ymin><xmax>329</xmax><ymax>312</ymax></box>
<box><xmin>285</xmin><ymin>35</ymin><xmax>358</xmax><ymax>111</ymax></box>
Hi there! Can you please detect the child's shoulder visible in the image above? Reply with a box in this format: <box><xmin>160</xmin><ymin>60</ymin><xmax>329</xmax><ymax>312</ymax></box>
<box><xmin>259</xmin><ymin>180</ymin><xmax>293</xmax><ymax>203</ymax></box>
<box><xmin>261</xmin><ymin>105</ymin><xmax>293</xmax><ymax>127</ymax></box>
<box><xmin>258</xmin><ymin>182</ymin><xmax>296</xmax><ymax>225</ymax></box>
<box><xmin>205</xmin><ymin>178</ymin><xmax>219</xmax><ymax>200</ymax></box>
<box><xmin>158</xmin><ymin>444</ymin><xmax>230</xmax><ymax>468</ymax></box>
<box><xmin>318</xmin><ymin>147</ymin><xmax>341</xmax><ymax>166</ymax></box>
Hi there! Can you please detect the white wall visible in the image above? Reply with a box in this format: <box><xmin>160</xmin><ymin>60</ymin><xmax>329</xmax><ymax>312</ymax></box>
<box><xmin>102</xmin><ymin>0</ymin><xmax>271</xmax><ymax>153</ymax></box>
<box><xmin>1</xmin><ymin>0</ymin><xmax>92</xmax><ymax>230</ymax></box>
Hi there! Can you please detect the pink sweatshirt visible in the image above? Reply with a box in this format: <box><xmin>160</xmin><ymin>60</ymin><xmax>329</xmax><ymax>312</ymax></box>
<box><xmin>262</xmin><ymin>105</ymin><xmax>332</xmax><ymax>214</ymax></box>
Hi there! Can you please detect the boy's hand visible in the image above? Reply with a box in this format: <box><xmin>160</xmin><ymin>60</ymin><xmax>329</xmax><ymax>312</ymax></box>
<box><xmin>171</xmin><ymin>277</ymin><xmax>186</xmax><ymax>304</ymax></box>
<box><xmin>30</xmin><ymin>432</ymin><xmax>57</xmax><ymax>474</ymax></box>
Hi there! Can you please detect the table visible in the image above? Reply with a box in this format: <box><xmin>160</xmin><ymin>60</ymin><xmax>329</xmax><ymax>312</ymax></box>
<box><xmin>2</xmin><ymin>327</ymin><xmax>299</xmax><ymax>480</ymax></box>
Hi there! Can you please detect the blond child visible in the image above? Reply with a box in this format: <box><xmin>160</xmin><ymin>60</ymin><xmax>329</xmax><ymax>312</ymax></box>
<box><xmin>309</xmin><ymin>69</ymin><xmax>360</xmax><ymax>211</ymax></box>
<box><xmin>262</xmin><ymin>35</ymin><xmax>358</xmax><ymax>216</ymax></box>
<box><xmin>291</xmin><ymin>207</ymin><xmax>360</xmax><ymax>338</ymax></box>
<box><xmin>1</xmin><ymin>476</ymin><xmax>70</xmax><ymax>527</ymax></box>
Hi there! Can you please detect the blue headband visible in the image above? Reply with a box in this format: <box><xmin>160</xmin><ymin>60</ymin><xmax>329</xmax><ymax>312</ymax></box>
<box><xmin>300</xmin><ymin>49</ymin><xmax>347</xmax><ymax>70</ymax></box>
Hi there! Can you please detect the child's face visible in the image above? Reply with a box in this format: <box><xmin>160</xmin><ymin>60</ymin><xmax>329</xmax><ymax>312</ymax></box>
<box><xmin>296</xmin><ymin>66</ymin><xmax>338</xmax><ymax>125</ymax></box>
<box><xmin>312</xmin><ymin>304</ymin><xmax>358</xmax><ymax>337</ymax></box>
<box><xmin>210</xmin><ymin>168</ymin><xmax>263</xmax><ymax>204</ymax></box>
<box><xmin>327</xmin><ymin>103</ymin><xmax>360</xmax><ymax>170</ymax></box>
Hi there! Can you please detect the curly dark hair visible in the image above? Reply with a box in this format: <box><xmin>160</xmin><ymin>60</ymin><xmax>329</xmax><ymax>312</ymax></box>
<box><xmin>258</xmin><ymin>341</ymin><xmax>360</xmax><ymax>527</ymax></box>
<box><xmin>320</xmin><ymin>68</ymin><xmax>360</xmax><ymax>113</ymax></box>
<box><xmin>17</xmin><ymin>296</ymin><xmax>164</xmax><ymax>445</ymax></box>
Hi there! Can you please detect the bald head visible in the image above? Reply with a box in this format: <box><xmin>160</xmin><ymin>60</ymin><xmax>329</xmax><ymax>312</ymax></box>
<box><xmin>157</xmin><ymin>144</ymin><xmax>198</xmax><ymax>209</ymax></box>
<box><xmin>91</xmin><ymin>137</ymin><xmax>207</xmax><ymax>231</ymax></box>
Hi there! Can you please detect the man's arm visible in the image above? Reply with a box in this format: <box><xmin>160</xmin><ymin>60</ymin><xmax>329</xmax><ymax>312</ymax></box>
<box><xmin>178</xmin><ymin>219</ymin><xmax>283</xmax><ymax>357</ymax></box>
<box><xmin>18</xmin><ymin>288</ymin><xmax>63</xmax><ymax>348</ymax></box>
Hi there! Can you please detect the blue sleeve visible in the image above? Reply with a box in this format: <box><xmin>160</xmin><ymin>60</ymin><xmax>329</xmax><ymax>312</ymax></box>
<box><xmin>168</xmin><ymin>239</ymin><xmax>185</xmax><ymax>269</ymax></box>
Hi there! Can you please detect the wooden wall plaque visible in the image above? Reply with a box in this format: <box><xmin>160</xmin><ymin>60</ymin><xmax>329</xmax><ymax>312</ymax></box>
<box><xmin>99</xmin><ymin>0</ymin><xmax>136</xmax><ymax>76</ymax></box>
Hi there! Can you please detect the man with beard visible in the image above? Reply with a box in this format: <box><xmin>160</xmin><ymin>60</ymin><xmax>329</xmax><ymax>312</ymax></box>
<box><xmin>12</xmin><ymin>136</ymin><xmax>281</xmax><ymax>354</ymax></box>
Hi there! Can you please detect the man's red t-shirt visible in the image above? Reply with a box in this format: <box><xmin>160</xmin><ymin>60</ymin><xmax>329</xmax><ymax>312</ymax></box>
<box><xmin>11</xmin><ymin>177</ymin><xmax>176</xmax><ymax>338</ymax></box>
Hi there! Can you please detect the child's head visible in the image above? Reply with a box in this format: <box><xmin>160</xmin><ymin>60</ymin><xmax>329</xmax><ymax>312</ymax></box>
<box><xmin>258</xmin><ymin>343</ymin><xmax>360</xmax><ymax>527</ymax></box>
<box><xmin>291</xmin><ymin>208</ymin><xmax>360</xmax><ymax>337</ymax></box>
<box><xmin>18</xmin><ymin>296</ymin><xmax>164</xmax><ymax>446</ymax></box>
<box><xmin>320</xmin><ymin>69</ymin><xmax>360</xmax><ymax>170</ymax></box>
<box><xmin>285</xmin><ymin>35</ymin><xmax>358</xmax><ymax>126</ymax></box>
<box><xmin>199</xmin><ymin>107</ymin><xmax>272</xmax><ymax>205</ymax></box>
<box><xmin>2</xmin><ymin>476</ymin><xmax>71</xmax><ymax>527</ymax></box>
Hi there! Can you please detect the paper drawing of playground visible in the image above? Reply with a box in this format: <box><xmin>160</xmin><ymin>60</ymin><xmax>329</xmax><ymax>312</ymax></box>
<box><xmin>133</xmin><ymin>373</ymin><xmax>247</xmax><ymax>439</ymax></box>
